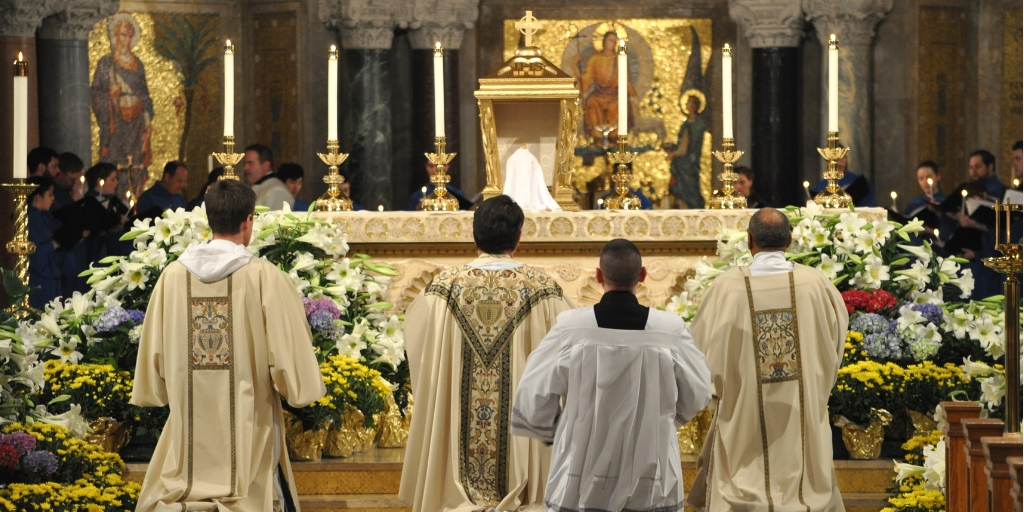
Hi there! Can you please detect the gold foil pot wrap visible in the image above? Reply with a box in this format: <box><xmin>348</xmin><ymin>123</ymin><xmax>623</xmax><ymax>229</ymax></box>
<box><xmin>907</xmin><ymin>409</ymin><xmax>938</xmax><ymax>438</ymax></box>
<box><xmin>833</xmin><ymin>408</ymin><xmax>893</xmax><ymax>460</ymax></box>
<box><xmin>325</xmin><ymin>407</ymin><xmax>376</xmax><ymax>457</ymax></box>
<box><xmin>677</xmin><ymin>407</ymin><xmax>713</xmax><ymax>456</ymax></box>
<box><xmin>85</xmin><ymin>417</ymin><xmax>130</xmax><ymax>454</ymax></box>
<box><xmin>284</xmin><ymin>411</ymin><xmax>329</xmax><ymax>462</ymax></box>
<box><xmin>377</xmin><ymin>393</ymin><xmax>412</xmax><ymax>448</ymax></box>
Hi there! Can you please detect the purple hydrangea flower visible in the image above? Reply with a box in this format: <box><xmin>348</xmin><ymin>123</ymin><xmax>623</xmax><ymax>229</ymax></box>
<box><xmin>95</xmin><ymin>307</ymin><xmax>131</xmax><ymax>332</ymax></box>
<box><xmin>0</xmin><ymin>432</ymin><xmax>35</xmax><ymax>456</ymax></box>
<box><xmin>308</xmin><ymin>309</ymin><xmax>337</xmax><ymax>332</ymax></box>
<box><xmin>21</xmin><ymin>450</ymin><xmax>57</xmax><ymax>475</ymax></box>
<box><xmin>850</xmin><ymin>313</ymin><xmax>892</xmax><ymax>335</ymax></box>
<box><xmin>862</xmin><ymin>332</ymin><xmax>906</xmax><ymax>360</ymax></box>
<box><xmin>127</xmin><ymin>309</ymin><xmax>145</xmax><ymax>325</ymax></box>
<box><xmin>303</xmin><ymin>298</ymin><xmax>341</xmax><ymax>333</ymax></box>
<box><xmin>912</xmin><ymin>303</ymin><xmax>943</xmax><ymax>327</ymax></box>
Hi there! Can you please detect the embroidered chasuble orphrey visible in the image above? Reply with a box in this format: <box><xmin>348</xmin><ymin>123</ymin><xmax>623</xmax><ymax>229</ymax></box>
<box><xmin>133</xmin><ymin>259</ymin><xmax>326</xmax><ymax>512</ymax></box>
<box><xmin>689</xmin><ymin>264</ymin><xmax>848</xmax><ymax>512</ymax></box>
<box><xmin>400</xmin><ymin>255</ymin><xmax>574</xmax><ymax>512</ymax></box>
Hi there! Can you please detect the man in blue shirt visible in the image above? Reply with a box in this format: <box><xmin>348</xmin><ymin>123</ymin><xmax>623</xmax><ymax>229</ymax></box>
<box><xmin>810</xmin><ymin>153</ymin><xmax>877</xmax><ymax>207</ymax></box>
<box><xmin>966</xmin><ymin>149</ymin><xmax>1007</xmax><ymax>199</ymax></box>
<box><xmin>137</xmin><ymin>161</ymin><xmax>188</xmax><ymax>216</ymax></box>
<box><xmin>405</xmin><ymin>161</ymin><xmax>469</xmax><ymax>210</ymax></box>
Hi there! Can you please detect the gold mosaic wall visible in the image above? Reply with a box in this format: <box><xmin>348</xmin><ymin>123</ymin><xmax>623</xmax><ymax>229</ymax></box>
<box><xmin>252</xmin><ymin>12</ymin><xmax>299</xmax><ymax>167</ymax></box>
<box><xmin>1000</xmin><ymin>8</ymin><xmax>1023</xmax><ymax>183</ymax></box>
<box><xmin>502</xmin><ymin>18</ymin><xmax>713</xmax><ymax>206</ymax></box>
<box><xmin>89</xmin><ymin>11</ymin><xmax>223</xmax><ymax>199</ymax></box>
<box><xmin>916</xmin><ymin>7</ymin><xmax>968</xmax><ymax>187</ymax></box>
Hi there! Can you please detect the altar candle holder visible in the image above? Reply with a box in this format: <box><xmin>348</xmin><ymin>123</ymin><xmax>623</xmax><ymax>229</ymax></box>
<box><xmin>2</xmin><ymin>180</ymin><xmax>36</xmax><ymax>313</ymax></box>
<box><xmin>983</xmin><ymin>200</ymin><xmax>1022</xmax><ymax>433</ymax></box>
<box><xmin>709</xmin><ymin>137</ymin><xmax>746</xmax><ymax>209</ymax></box>
<box><xmin>212</xmin><ymin>135</ymin><xmax>243</xmax><ymax>181</ymax></box>
<box><xmin>604</xmin><ymin>135</ymin><xmax>640</xmax><ymax>210</ymax></box>
<box><xmin>315</xmin><ymin>139</ymin><xmax>352</xmax><ymax>211</ymax></box>
<box><xmin>813</xmin><ymin>131</ymin><xmax>851</xmax><ymax>208</ymax></box>
<box><xmin>423</xmin><ymin>136</ymin><xmax>459</xmax><ymax>211</ymax></box>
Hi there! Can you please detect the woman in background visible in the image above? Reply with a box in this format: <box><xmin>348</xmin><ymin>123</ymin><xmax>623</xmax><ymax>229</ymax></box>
<box><xmin>26</xmin><ymin>177</ymin><xmax>69</xmax><ymax>308</ymax></box>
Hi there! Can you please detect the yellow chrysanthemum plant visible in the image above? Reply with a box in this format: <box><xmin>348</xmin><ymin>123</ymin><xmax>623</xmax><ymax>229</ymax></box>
<box><xmin>881</xmin><ymin>431</ymin><xmax>946</xmax><ymax>512</ymax></box>
<box><xmin>284</xmin><ymin>355</ymin><xmax>393</xmax><ymax>432</ymax></box>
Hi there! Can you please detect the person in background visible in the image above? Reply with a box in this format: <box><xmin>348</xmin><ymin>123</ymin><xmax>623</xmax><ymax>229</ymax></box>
<box><xmin>905</xmin><ymin>161</ymin><xmax>946</xmax><ymax>215</ymax></box>
<box><xmin>963</xmin><ymin>149</ymin><xmax>1007</xmax><ymax>199</ymax></box>
<box><xmin>53</xmin><ymin>152</ymin><xmax>86</xmax><ymax>210</ymax></box>
<box><xmin>243</xmin><ymin>144</ymin><xmax>293</xmax><ymax>210</ymax></box>
<box><xmin>83</xmin><ymin>163</ymin><xmax>131</xmax><ymax>264</ymax></box>
<box><xmin>733</xmin><ymin>166</ymin><xmax>765</xmax><ymax>208</ymax></box>
<box><xmin>276</xmin><ymin>163</ymin><xmax>310</xmax><ymax>212</ymax></box>
<box><xmin>28</xmin><ymin>147</ymin><xmax>59</xmax><ymax>178</ymax></box>
<box><xmin>405</xmin><ymin>160</ymin><xmax>469</xmax><ymax>211</ymax></box>
<box><xmin>136</xmin><ymin>161</ymin><xmax>188</xmax><ymax>216</ymax></box>
<box><xmin>1012</xmin><ymin>140</ymin><xmax>1021</xmax><ymax>189</ymax></box>
<box><xmin>186</xmin><ymin>167</ymin><xmax>224</xmax><ymax>210</ymax></box>
<box><xmin>339</xmin><ymin>179</ymin><xmax>363</xmax><ymax>211</ymax></box>
<box><xmin>810</xmin><ymin>149</ymin><xmax>877</xmax><ymax>207</ymax></box>
<box><xmin>26</xmin><ymin>177</ymin><xmax>79</xmax><ymax>309</ymax></box>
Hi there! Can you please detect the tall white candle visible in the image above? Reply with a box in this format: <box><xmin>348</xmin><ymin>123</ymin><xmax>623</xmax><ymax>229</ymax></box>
<box><xmin>433</xmin><ymin>42</ymin><xmax>445</xmax><ymax>138</ymax></box>
<box><xmin>328</xmin><ymin>45</ymin><xmax>338</xmax><ymax>140</ymax></box>
<box><xmin>12</xmin><ymin>53</ymin><xmax>27</xmax><ymax>179</ymax></box>
<box><xmin>617</xmin><ymin>40</ymin><xmax>627</xmax><ymax>136</ymax></box>
<box><xmin>827</xmin><ymin>34</ymin><xmax>838</xmax><ymax>133</ymax></box>
<box><xmin>224</xmin><ymin>40</ymin><xmax>234</xmax><ymax>138</ymax></box>
<box><xmin>722</xmin><ymin>44</ymin><xmax>733</xmax><ymax>139</ymax></box>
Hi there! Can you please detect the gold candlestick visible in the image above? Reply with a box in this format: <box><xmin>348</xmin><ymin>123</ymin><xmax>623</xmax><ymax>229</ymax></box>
<box><xmin>3</xmin><ymin>180</ymin><xmax>36</xmax><ymax>312</ymax></box>
<box><xmin>709</xmin><ymin>137</ymin><xmax>746</xmax><ymax>209</ymax></box>
<box><xmin>213</xmin><ymin>135</ymin><xmax>243</xmax><ymax>181</ymax></box>
<box><xmin>315</xmin><ymin>139</ymin><xmax>352</xmax><ymax>211</ymax></box>
<box><xmin>605</xmin><ymin>135</ymin><xmax>640</xmax><ymax>210</ymax></box>
<box><xmin>814</xmin><ymin>131</ymin><xmax>851</xmax><ymax>208</ymax></box>
<box><xmin>983</xmin><ymin>201</ymin><xmax>1022</xmax><ymax>433</ymax></box>
<box><xmin>423</xmin><ymin>136</ymin><xmax>459</xmax><ymax>211</ymax></box>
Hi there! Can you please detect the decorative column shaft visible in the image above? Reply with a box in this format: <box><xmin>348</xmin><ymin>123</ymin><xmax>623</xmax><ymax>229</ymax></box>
<box><xmin>37</xmin><ymin>0</ymin><xmax>120</xmax><ymax>167</ymax></box>
<box><xmin>731</xmin><ymin>0</ymin><xmax>803</xmax><ymax>208</ymax></box>
<box><xmin>804</xmin><ymin>0</ymin><xmax>893</xmax><ymax>183</ymax></box>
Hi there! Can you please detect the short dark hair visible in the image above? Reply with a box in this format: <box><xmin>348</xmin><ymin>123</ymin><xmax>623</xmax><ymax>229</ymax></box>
<box><xmin>28</xmin><ymin>147</ymin><xmax>58</xmax><ymax>173</ymax></box>
<box><xmin>735</xmin><ymin>166</ymin><xmax>754</xmax><ymax>181</ymax></box>
<box><xmin>85</xmin><ymin>163</ymin><xmax>118</xmax><ymax>190</ymax></box>
<box><xmin>917</xmin><ymin>161</ymin><xmax>939</xmax><ymax>174</ymax></box>
<box><xmin>1014</xmin><ymin>140</ymin><xmax>1022</xmax><ymax>152</ymax></box>
<box><xmin>473</xmin><ymin>195</ymin><xmax>524</xmax><ymax>254</ymax></box>
<box><xmin>26</xmin><ymin>175</ymin><xmax>54</xmax><ymax>206</ymax></box>
<box><xmin>748</xmin><ymin>208</ymin><xmax>792</xmax><ymax>249</ymax></box>
<box><xmin>57</xmin><ymin>152</ymin><xmax>84</xmax><ymax>175</ymax></box>
<box><xmin>599</xmin><ymin>238</ymin><xmax>643</xmax><ymax>289</ymax></box>
<box><xmin>205</xmin><ymin>179</ymin><xmax>256</xmax><ymax>235</ymax></box>
<box><xmin>277</xmin><ymin>163</ymin><xmax>305</xmax><ymax>182</ymax></box>
<box><xmin>970</xmin><ymin>150</ymin><xmax>995</xmax><ymax>168</ymax></box>
<box><xmin>162</xmin><ymin>160</ymin><xmax>186</xmax><ymax>177</ymax></box>
<box><xmin>245</xmin><ymin>144</ymin><xmax>273</xmax><ymax>166</ymax></box>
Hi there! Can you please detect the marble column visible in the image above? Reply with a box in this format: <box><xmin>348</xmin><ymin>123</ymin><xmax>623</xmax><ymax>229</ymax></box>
<box><xmin>37</xmin><ymin>0</ymin><xmax>120</xmax><ymax>166</ymax></box>
<box><xmin>804</xmin><ymin>0</ymin><xmax>893</xmax><ymax>183</ymax></box>
<box><xmin>409</xmin><ymin>25</ymin><xmax>465</xmax><ymax>195</ymax></box>
<box><xmin>730</xmin><ymin>0</ymin><xmax>803</xmax><ymax>208</ymax></box>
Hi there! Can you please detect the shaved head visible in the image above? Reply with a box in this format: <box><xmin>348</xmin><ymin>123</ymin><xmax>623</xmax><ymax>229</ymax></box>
<box><xmin>599</xmin><ymin>238</ymin><xmax>643</xmax><ymax>289</ymax></box>
<box><xmin>748</xmin><ymin>208</ymin><xmax>792</xmax><ymax>250</ymax></box>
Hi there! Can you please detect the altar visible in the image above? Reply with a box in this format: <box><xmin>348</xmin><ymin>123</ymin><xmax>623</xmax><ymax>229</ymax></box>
<box><xmin>322</xmin><ymin>207</ymin><xmax>888</xmax><ymax>312</ymax></box>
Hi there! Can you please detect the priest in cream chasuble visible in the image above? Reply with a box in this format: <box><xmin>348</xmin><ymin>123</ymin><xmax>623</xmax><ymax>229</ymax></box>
<box><xmin>400</xmin><ymin>196</ymin><xmax>574</xmax><ymax>512</ymax></box>
<box><xmin>689</xmin><ymin>209</ymin><xmax>848</xmax><ymax>512</ymax></box>
<box><xmin>132</xmin><ymin>181</ymin><xmax>326</xmax><ymax>512</ymax></box>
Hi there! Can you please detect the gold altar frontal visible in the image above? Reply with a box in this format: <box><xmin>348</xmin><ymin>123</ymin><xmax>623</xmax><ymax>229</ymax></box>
<box><xmin>317</xmin><ymin>208</ymin><xmax>887</xmax><ymax>313</ymax></box>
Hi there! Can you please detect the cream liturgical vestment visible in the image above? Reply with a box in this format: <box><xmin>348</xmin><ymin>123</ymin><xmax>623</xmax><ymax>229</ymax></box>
<box><xmin>690</xmin><ymin>258</ymin><xmax>848</xmax><ymax>512</ymax></box>
<box><xmin>399</xmin><ymin>254</ymin><xmax>574</xmax><ymax>512</ymax></box>
<box><xmin>133</xmin><ymin>240</ymin><xmax>326</xmax><ymax>512</ymax></box>
<box><xmin>511</xmin><ymin>306</ymin><xmax>712</xmax><ymax>512</ymax></box>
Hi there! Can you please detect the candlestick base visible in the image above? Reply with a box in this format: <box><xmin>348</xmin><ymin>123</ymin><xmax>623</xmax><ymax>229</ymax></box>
<box><xmin>709</xmin><ymin>138</ymin><xmax>746</xmax><ymax>209</ymax></box>
<box><xmin>423</xmin><ymin>136</ymin><xmax>459</xmax><ymax>212</ymax></box>
<box><xmin>813</xmin><ymin>131</ymin><xmax>852</xmax><ymax>208</ymax></box>
<box><xmin>315</xmin><ymin>140</ymin><xmax>353</xmax><ymax>212</ymax></box>
<box><xmin>213</xmin><ymin>135</ymin><xmax>244</xmax><ymax>181</ymax></box>
<box><xmin>2</xmin><ymin>180</ymin><xmax>37</xmax><ymax>314</ymax></box>
<box><xmin>604</xmin><ymin>136</ymin><xmax>640</xmax><ymax>210</ymax></box>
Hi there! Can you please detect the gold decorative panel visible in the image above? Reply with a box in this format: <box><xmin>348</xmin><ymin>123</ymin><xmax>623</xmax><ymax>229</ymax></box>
<box><xmin>916</xmin><ymin>7</ymin><xmax>968</xmax><ymax>186</ymax></box>
<box><xmin>502</xmin><ymin>18</ymin><xmax>713</xmax><ymax>207</ymax></box>
<box><xmin>1000</xmin><ymin>9</ymin><xmax>1023</xmax><ymax>183</ymax></box>
<box><xmin>252</xmin><ymin>12</ymin><xmax>299</xmax><ymax>167</ymax></box>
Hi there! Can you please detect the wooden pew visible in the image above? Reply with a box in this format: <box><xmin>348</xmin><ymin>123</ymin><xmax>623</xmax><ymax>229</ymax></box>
<box><xmin>941</xmin><ymin>401</ymin><xmax>983</xmax><ymax>512</ymax></box>
<box><xmin>982</xmin><ymin>434</ymin><xmax>1023</xmax><ymax>512</ymax></box>
<box><xmin>961</xmin><ymin>418</ymin><xmax>1005</xmax><ymax>512</ymax></box>
<box><xmin>1008</xmin><ymin>456</ymin><xmax>1022</xmax><ymax>512</ymax></box>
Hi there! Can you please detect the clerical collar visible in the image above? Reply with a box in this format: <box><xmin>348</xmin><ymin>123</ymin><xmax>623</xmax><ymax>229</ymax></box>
<box><xmin>748</xmin><ymin>251</ymin><xmax>793</xmax><ymax>277</ymax></box>
<box><xmin>469</xmin><ymin>253</ymin><xmax>522</xmax><ymax>271</ymax></box>
<box><xmin>599</xmin><ymin>290</ymin><xmax>639</xmax><ymax>305</ymax></box>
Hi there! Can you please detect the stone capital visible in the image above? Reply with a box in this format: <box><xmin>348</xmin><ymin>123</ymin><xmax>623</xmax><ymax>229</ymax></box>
<box><xmin>409</xmin><ymin>24</ymin><xmax>467</xmax><ymax>50</ymax></box>
<box><xmin>0</xmin><ymin>0</ymin><xmax>67</xmax><ymax>38</ymax></box>
<box><xmin>729</xmin><ymin>0</ymin><xmax>803</xmax><ymax>48</ymax></box>
<box><xmin>38</xmin><ymin>0</ymin><xmax>120</xmax><ymax>40</ymax></box>
<box><xmin>803</xmin><ymin>0</ymin><xmax>894</xmax><ymax>46</ymax></box>
<box><xmin>318</xmin><ymin>0</ymin><xmax>412</xmax><ymax>50</ymax></box>
<box><xmin>408</xmin><ymin>0</ymin><xmax>476</xmax><ymax>50</ymax></box>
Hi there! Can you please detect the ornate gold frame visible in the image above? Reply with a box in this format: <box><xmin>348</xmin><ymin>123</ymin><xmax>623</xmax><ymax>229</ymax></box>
<box><xmin>475</xmin><ymin>47</ymin><xmax>580</xmax><ymax>211</ymax></box>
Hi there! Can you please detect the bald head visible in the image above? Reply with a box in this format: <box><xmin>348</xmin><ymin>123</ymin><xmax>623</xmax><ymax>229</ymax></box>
<box><xmin>747</xmin><ymin>208</ymin><xmax>792</xmax><ymax>253</ymax></box>
<box><xmin>599</xmin><ymin>238</ymin><xmax>644</xmax><ymax>290</ymax></box>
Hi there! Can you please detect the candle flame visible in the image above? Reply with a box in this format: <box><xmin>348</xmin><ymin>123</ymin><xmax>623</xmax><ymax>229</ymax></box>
<box><xmin>126</xmin><ymin>191</ymin><xmax>131</xmax><ymax>198</ymax></box>
<box><xmin>378</xmin><ymin>205</ymin><xmax>384</xmax><ymax>212</ymax></box>
<box><xmin>803</xmin><ymin>181</ymin><xmax>810</xmax><ymax>188</ymax></box>
<box><xmin>226</xmin><ymin>39</ymin><xmax>231</xmax><ymax>46</ymax></box>
<box><xmin>724</xmin><ymin>43</ymin><xmax>730</xmax><ymax>50</ymax></box>
<box><xmin>421</xmin><ymin>186</ymin><xmax>427</xmax><ymax>194</ymax></box>
<box><xmin>830</xmin><ymin>34</ymin><xmax>836</xmax><ymax>42</ymax></box>
<box><xmin>934</xmin><ymin>229</ymin><xmax>939</xmax><ymax>237</ymax></box>
<box><xmin>961</xmin><ymin>189</ymin><xmax>968</xmax><ymax>197</ymax></box>
<box><xmin>597</xmin><ymin>199</ymin><xmax>604</xmax><ymax>206</ymax></box>
<box><xmin>890</xmin><ymin>191</ymin><xmax>897</xmax><ymax>199</ymax></box>
<box><xmin>79</xmin><ymin>176</ymin><xmax>85</xmax><ymax>183</ymax></box>
<box><xmin>17</xmin><ymin>52</ymin><xmax>23</xmax><ymax>61</ymax></box>
<box><xmin>99</xmin><ymin>179</ymin><xmax>105</xmax><ymax>188</ymax></box>
<box><xmin>927</xmin><ymin>177</ymin><xmax>933</xmax><ymax>185</ymax></box>
<box><xmin>330</xmin><ymin>45</ymin><xmax>336</xmax><ymax>51</ymax></box>
<box><xmin>1015</xmin><ymin>179</ymin><xmax>1021</xmax><ymax>187</ymax></box>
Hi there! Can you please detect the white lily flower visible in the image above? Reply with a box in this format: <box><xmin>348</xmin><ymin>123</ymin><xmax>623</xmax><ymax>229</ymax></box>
<box><xmin>837</xmin><ymin>212</ymin><xmax>868</xmax><ymax>235</ymax></box>
<box><xmin>800</xmin><ymin>200</ymin><xmax>824</xmax><ymax>219</ymax></box>
<box><xmin>50</xmin><ymin>337</ymin><xmax>83</xmax><ymax>364</ymax></box>
<box><xmin>852</xmin><ymin>254</ymin><xmax>889</xmax><ymax>289</ymax></box>
<box><xmin>893</xmin><ymin>461</ymin><xmax>926</xmax><ymax>483</ymax></box>
<box><xmin>894</xmin><ymin>260</ymin><xmax>931</xmax><ymax>291</ymax></box>
<box><xmin>68</xmin><ymin>292</ymin><xmax>93</xmax><ymax>319</ymax></box>
<box><xmin>945</xmin><ymin>308</ymin><xmax>971</xmax><ymax>338</ymax></box>
<box><xmin>817</xmin><ymin>253</ymin><xmax>841</xmax><ymax>279</ymax></box>
<box><xmin>981</xmin><ymin>374</ymin><xmax>1005</xmax><ymax>408</ymax></box>
<box><xmin>922</xmin><ymin>440</ymin><xmax>946</xmax><ymax>490</ymax></box>
<box><xmin>898</xmin><ymin>243</ymin><xmax>932</xmax><ymax>265</ymax></box>
<box><xmin>961</xmin><ymin>357</ymin><xmax>995</xmax><ymax>378</ymax></box>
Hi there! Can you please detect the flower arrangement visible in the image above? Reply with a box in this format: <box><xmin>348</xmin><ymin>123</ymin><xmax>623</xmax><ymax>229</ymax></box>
<box><xmin>0</xmin><ymin>422</ymin><xmax>140</xmax><ymax>511</ymax></box>
<box><xmin>0</xmin><ymin>431</ymin><xmax>58</xmax><ymax>483</ymax></box>
<box><xmin>830</xmin><ymin>357</ymin><xmax>906</xmax><ymax>427</ymax></box>
<box><xmin>285</xmin><ymin>355</ymin><xmax>393</xmax><ymax>431</ymax></box>
<box><xmin>38</xmin><ymin>361</ymin><xmax>132</xmax><ymax>426</ymax></box>
<box><xmin>882</xmin><ymin>431</ymin><xmax>946</xmax><ymax>512</ymax></box>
